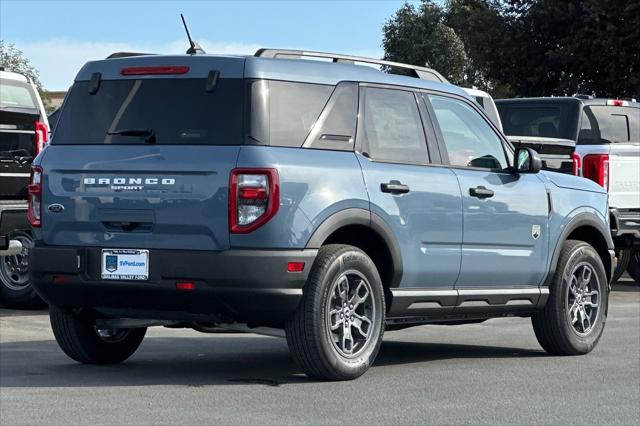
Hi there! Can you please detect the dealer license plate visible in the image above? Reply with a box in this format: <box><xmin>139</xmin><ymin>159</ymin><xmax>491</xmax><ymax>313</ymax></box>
<box><xmin>101</xmin><ymin>249</ymin><xmax>149</xmax><ymax>280</ymax></box>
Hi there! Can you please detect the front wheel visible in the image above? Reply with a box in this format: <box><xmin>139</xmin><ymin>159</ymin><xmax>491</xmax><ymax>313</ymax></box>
<box><xmin>532</xmin><ymin>240</ymin><xmax>608</xmax><ymax>355</ymax></box>
<box><xmin>286</xmin><ymin>244</ymin><xmax>385</xmax><ymax>381</ymax></box>
<box><xmin>50</xmin><ymin>306</ymin><xmax>146</xmax><ymax>364</ymax></box>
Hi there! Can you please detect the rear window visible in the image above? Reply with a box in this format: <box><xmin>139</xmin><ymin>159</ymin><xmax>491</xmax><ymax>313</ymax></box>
<box><xmin>1</xmin><ymin>131</ymin><xmax>35</xmax><ymax>158</ymax></box>
<box><xmin>498</xmin><ymin>102</ymin><xmax>579</xmax><ymax>140</ymax></box>
<box><xmin>53</xmin><ymin>78</ymin><xmax>244</xmax><ymax>145</ymax></box>
<box><xmin>578</xmin><ymin>106</ymin><xmax>640</xmax><ymax>144</ymax></box>
<box><xmin>0</xmin><ymin>79</ymin><xmax>38</xmax><ymax>110</ymax></box>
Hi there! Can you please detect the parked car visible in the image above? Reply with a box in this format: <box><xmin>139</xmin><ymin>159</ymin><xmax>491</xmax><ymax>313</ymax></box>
<box><xmin>31</xmin><ymin>49</ymin><xmax>614</xmax><ymax>380</ymax></box>
<box><xmin>0</xmin><ymin>69</ymin><xmax>49</xmax><ymax>308</ymax></box>
<box><xmin>496</xmin><ymin>97</ymin><xmax>640</xmax><ymax>282</ymax></box>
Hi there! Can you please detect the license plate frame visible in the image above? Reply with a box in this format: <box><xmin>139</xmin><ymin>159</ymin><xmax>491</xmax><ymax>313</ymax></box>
<box><xmin>101</xmin><ymin>249</ymin><xmax>149</xmax><ymax>281</ymax></box>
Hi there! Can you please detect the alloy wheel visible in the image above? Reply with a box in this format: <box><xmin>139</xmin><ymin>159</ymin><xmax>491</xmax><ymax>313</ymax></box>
<box><xmin>566</xmin><ymin>262</ymin><xmax>600</xmax><ymax>336</ymax></box>
<box><xmin>325</xmin><ymin>270</ymin><xmax>376</xmax><ymax>358</ymax></box>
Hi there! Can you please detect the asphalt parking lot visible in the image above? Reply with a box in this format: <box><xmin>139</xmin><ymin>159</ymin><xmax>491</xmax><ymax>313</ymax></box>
<box><xmin>1</xmin><ymin>279</ymin><xmax>638</xmax><ymax>425</ymax></box>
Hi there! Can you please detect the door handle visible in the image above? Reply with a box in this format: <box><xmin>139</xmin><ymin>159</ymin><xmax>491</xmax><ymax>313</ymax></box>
<box><xmin>469</xmin><ymin>186</ymin><xmax>494</xmax><ymax>199</ymax></box>
<box><xmin>381</xmin><ymin>180</ymin><xmax>410</xmax><ymax>194</ymax></box>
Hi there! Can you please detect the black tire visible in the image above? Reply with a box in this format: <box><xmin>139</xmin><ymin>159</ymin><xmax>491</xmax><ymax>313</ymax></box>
<box><xmin>626</xmin><ymin>249</ymin><xmax>640</xmax><ymax>284</ymax></box>
<box><xmin>0</xmin><ymin>231</ymin><xmax>46</xmax><ymax>309</ymax></box>
<box><xmin>286</xmin><ymin>244</ymin><xmax>385</xmax><ymax>381</ymax></box>
<box><xmin>532</xmin><ymin>240</ymin><xmax>608</xmax><ymax>355</ymax></box>
<box><xmin>612</xmin><ymin>248</ymin><xmax>631</xmax><ymax>283</ymax></box>
<box><xmin>50</xmin><ymin>305</ymin><xmax>146</xmax><ymax>364</ymax></box>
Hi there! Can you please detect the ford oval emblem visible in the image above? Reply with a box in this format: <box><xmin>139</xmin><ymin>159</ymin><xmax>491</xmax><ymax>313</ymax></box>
<box><xmin>48</xmin><ymin>203</ymin><xmax>65</xmax><ymax>213</ymax></box>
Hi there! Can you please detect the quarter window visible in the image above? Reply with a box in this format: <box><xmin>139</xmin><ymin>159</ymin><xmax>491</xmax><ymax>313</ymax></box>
<box><xmin>358</xmin><ymin>87</ymin><xmax>428</xmax><ymax>164</ymax></box>
<box><xmin>429</xmin><ymin>95</ymin><xmax>508</xmax><ymax>170</ymax></box>
<box><xmin>249</xmin><ymin>80</ymin><xmax>333</xmax><ymax>147</ymax></box>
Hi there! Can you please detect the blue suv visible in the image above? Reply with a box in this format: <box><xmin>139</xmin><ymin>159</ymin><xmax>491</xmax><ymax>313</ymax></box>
<box><xmin>29</xmin><ymin>49</ymin><xmax>615</xmax><ymax>380</ymax></box>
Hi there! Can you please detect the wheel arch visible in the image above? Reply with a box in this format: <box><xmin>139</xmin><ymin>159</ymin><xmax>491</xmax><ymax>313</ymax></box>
<box><xmin>305</xmin><ymin>209</ymin><xmax>403</xmax><ymax>291</ymax></box>
<box><xmin>546</xmin><ymin>213</ymin><xmax>614</xmax><ymax>286</ymax></box>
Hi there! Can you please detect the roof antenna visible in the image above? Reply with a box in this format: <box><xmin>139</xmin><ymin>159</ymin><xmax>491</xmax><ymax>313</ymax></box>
<box><xmin>181</xmin><ymin>14</ymin><xmax>205</xmax><ymax>54</ymax></box>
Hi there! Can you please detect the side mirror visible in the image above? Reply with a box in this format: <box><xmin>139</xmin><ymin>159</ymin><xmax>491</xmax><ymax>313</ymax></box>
<box><xmin>514</xmin><ymin>147</ymin><xmax>542</xmax><ymax>174</ymax></box>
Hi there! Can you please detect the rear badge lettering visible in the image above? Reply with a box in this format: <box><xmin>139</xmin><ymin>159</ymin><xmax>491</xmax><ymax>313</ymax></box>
<box><xmin>83</xmin><ymin>177</ymin><xmax>175</xmax><ymax>191</ymax></box>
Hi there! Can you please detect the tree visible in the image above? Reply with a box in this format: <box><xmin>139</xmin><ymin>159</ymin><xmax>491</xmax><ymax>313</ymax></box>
<box><xmin>383</xmin><ymin>0</ymin><xmax>640</xmax><ymax>99</ymax></box>
<box><xmin>0</xmin><ymin>40</ymin><xmax>51</xmax><ymax>108</ymax></box>
<box><xmin>382</xmin><ymin>1</ymin><xmax>469</xmax><ymax>86</ymax></box>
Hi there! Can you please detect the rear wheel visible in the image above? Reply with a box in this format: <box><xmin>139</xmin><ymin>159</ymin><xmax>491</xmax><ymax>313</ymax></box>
<box><xmin>612</xmin><ymin>248</ymin><xmax>631</xmax><ymax>283</ymax></box>
<box><xmin>626</xmin><ymin>249</ymin><xmax>640</xmax><ymax>284</ymax></box>
<box><xmin>286</xmin><ymin>244</ymin><xmax>385</xmax><ymax>381</ymax></box>
<box><xmin>50</xmin><ymin>306</ymin><xmax>146</xmax><ymax>364</ymax></box>
<box><xmin>532</xmin><ymin>240</ymin><xmax>608</xmax><ymax>355</ymax></box>
<box><xmin>0</xmin><ymin>231</ymin><xmax>45</xmax><ymax>309</ymax></box>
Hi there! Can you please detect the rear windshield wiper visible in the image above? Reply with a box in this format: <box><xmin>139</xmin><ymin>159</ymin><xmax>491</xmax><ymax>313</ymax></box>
<box><xmin>107</xmin><ymin>128</ymin><xmax>156</xmax><ymax>144</ymax></box>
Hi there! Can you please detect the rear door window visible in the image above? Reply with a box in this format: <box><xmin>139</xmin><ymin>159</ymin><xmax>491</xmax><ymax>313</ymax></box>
<box><xmin>53</xmin><ymin>78</ymin><xmax>244</xmax><ymax>145</ymax></box>
<box><xmin>357</xmin><ymin>87</ymin><xmax>429</xmax><ymax>164</ymax></box>
<box><xmin>579</xmin><ymin>106</ymin><xmax>639</xmax><ymax>144</ymax></box>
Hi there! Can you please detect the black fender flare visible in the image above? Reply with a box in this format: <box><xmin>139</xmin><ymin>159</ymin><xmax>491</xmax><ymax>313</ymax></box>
<box><xmin>544</xmin><ymin>212</ymin><xmax>614</xmax><ymax>286</ymax></box>
<box><xmin>305</xmin><ymin>208</ymin><xmax>403</xmax><ymax>288</ymax></box>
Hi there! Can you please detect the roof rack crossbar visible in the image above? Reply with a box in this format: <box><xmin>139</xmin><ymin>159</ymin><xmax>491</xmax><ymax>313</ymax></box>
<box><xmin>254</xmin><ymin>48</ymin><xmax>448</xmax><ymax>83</ymax></box>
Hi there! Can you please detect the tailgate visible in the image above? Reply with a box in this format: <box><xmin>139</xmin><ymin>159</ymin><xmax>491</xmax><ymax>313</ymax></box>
<box><xmin>40</xmin><ymin>145</ymin><xmax>239</xmax><ymax>251</ymax></box>
<box><xmin>609</xmin><ymin>143</ymin><xmax>640</xmax><ymax>209</ymax></box>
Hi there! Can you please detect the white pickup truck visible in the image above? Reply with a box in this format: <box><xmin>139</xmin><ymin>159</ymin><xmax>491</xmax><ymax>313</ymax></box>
<box><xmin>496</xmin><ymin>97</ymin><xmax>640</xmax><ymax>282</ymax></box>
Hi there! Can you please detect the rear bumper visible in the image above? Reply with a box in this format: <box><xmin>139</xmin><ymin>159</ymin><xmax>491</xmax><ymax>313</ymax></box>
<box><xmin>610</xmin><ymin>208</ymin><xmax>640</xmax><ymax>240</ymax></box>
<box><xmin>30</xmin><ymin>245</ymin><xmax>317</xmax><ymax>326</ymax></box>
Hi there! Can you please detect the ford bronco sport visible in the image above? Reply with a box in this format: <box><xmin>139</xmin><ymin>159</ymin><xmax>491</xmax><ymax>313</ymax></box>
<box><xmin>30</xmin><ymin>49</ymin><xmax>615</xmax><ymax>380</ymax></box>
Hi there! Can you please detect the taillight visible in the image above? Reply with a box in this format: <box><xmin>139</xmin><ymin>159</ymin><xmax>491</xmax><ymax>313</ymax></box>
<box><xmin>229</xmin><ymin>168</ymin><xmax>279</xmax><ymax>233</ymax></box>
<box><xmin>571</xmin><ymin>152</ymin><xmax>581</xmax><ymax>176</ymax></box>
<box><xmin>28</xmin><ymin>166</ymin><xmax>43</xmax><ymax>227</ymax></box>
<box><xmin>34</xmin><ymin>120</ymin><xmax>49</xmax><ymax>155</ymax></box>
<box><xmin>582</xmin><ymin>154</ymin><xmax>609</xmax><ymax>189</ymax></box>
<box><xmin>606</xmin><ymin>99</ymin><xmax>628</xmax><ymax>107</ymax></box>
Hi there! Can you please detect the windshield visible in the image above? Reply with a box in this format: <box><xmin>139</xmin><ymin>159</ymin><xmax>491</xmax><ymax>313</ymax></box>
<box><xmin>53</xmin><ymin>78</ymin><xmax>244</xmax><ymax>145</ymax></box>
<box><xmin>497</xmin><ymin>102</ymin><xmax>579</xmax><ymax>140</ymax></box>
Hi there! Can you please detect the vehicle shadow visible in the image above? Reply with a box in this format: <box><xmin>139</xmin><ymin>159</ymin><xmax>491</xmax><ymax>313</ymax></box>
<box><xmin>0</xmin><ymin>336</ymin><xmax>546</xmax><ymax>388</ymax></box>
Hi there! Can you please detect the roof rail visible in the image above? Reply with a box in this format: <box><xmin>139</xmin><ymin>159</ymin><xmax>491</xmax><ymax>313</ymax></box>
<box><xmin>106</xmin><ymin>52</ymin><xmax>155</xmax><ymax>59</ymax></box>
<box><xmin>255</xmin><ymin>48</ymin><xmax>449</xmax><ymax>84</ymax></box>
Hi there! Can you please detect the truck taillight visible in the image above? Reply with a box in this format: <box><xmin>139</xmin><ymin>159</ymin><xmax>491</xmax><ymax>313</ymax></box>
<box><xmin>571</xmin><ymin>152</ymin><xmax>581</xmax><ymax>176</ymax></box>
<box><xmin>28</xmin><ymin>166</ymin><xmax>43</xmax><ymax>227</ymax></box>
<box><xmin>229</xmin><ymin>168</ymin><xmax>279</xmax><ymax>233</ymax></box>
<box><xmin>34</xmin><ymin>121</ymin><xmax>49</xmax><ymax>155</ymax></box>
<box><xmin>582</xmin><ymin>154</ymin><xmax>609</xmax><ymax>190</ymax></box>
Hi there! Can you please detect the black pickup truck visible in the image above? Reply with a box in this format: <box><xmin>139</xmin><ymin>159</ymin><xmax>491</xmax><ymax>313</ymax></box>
<box><xmin>496</xmin><ymin>98</ymin><xmax>578</xmax><ymax>174</ymax></box>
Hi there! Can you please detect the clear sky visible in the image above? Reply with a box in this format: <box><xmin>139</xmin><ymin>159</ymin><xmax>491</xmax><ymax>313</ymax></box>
<box><xmin>0</xmin><ymin>0</ymin><xmax>419</xmax><ymax>90</ymax></box>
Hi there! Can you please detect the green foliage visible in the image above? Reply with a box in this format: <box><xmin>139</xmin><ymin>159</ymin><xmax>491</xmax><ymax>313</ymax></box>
<box><xmin>382</xmin><ymin>0</ymin><xmax>640</xmax><ymax>98</ymax></box>
<box><xmin>0</xmin><ymin>40</ymin><xmax>51</xmax><ymax>109</ymax></box>
<box><xmin>383</xmin><ymin>2</ymin><xmax>469</xmax><ymax>86</ymax></box>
